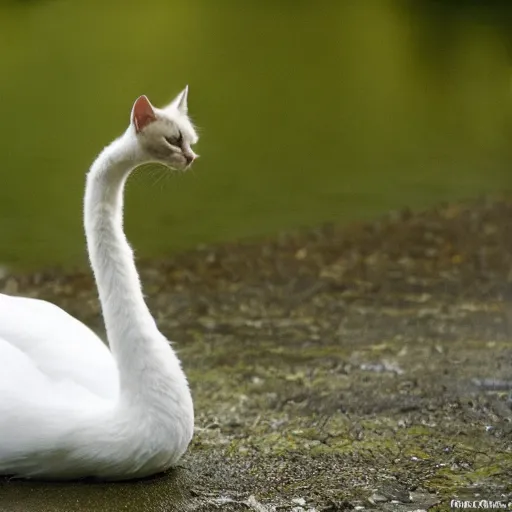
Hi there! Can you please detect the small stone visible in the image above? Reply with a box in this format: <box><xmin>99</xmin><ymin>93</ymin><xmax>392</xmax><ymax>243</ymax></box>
<box><xmin>295</xmin><ymin>248</ymin><xmax>308</xmax><ymax>260</ymax></box>
<box><xmin>368</xmin><ymin>493</ymin><xmax>388</xmax><ymax>504</ymax></box>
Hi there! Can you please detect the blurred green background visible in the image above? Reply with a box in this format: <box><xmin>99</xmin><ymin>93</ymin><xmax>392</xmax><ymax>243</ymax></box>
<box><xmin>0</xmin><ymin>0</ymin><xmax>511</xmax><ymax>269</ymax></box>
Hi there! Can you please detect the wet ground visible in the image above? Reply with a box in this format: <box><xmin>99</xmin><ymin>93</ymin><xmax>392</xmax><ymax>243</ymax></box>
<box><xmin>0</xmin><ymin>198</ymin><xmax>511</xmax><ymax>511</ymax></box>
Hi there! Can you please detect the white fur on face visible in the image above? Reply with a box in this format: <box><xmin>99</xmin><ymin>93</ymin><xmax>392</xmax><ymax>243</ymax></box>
<box><xmin>131</xmin><ymin>89</ymin><xmax>199</xmax><ymax>171</ymax></box>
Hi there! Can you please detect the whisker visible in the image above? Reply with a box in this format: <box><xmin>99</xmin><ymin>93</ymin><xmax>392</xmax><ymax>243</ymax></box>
<box><xmin>152</xmin><ymin>169</ymin><xmax>169</xmax><ymax>189</ymax></box>
<box><xmin>132</xmin><ymin>163</ymin><xmax>172</xmax><ymax>188</ymax></box>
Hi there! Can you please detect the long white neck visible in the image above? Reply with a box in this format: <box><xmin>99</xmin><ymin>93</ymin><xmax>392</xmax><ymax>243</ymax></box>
<box><xmin>84</xmin><ymin>131</ymin><xmax>182</xmax><ymax>404</ymax></box>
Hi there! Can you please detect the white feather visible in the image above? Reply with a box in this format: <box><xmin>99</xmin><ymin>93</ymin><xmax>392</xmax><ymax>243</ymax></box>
<box><xmin>0</xmin><ymin>89</ymin><xmax>198</xmax><ymax>480</ymax></box>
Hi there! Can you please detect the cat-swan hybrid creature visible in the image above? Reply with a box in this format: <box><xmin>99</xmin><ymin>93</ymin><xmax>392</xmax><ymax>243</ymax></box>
<box><xmin>0</xmin><ymin>88</ymin><xmax>198</xmax><ymax>480</ymax></box>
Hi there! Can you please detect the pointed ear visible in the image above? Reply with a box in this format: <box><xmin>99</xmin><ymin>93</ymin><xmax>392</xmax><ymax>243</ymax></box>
<box><xmin>171</xmin><ymin>85</ymin><xmax>188</xmax><ymax>115</ymax></box>
<box><xmin>131</xmin><ymin>95</ymin><xmax>157</xmax><ymax>133</ymax></box>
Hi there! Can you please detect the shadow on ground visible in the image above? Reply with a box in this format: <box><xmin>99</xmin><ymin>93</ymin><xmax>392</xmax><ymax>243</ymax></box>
<box><xmin>0</xmin><ymin>198</ymin><xmax>511</xmax><ymax>511</ymax></box>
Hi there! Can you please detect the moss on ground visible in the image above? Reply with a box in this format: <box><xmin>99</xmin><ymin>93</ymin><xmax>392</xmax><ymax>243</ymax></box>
<box><xmin>1</xmin><ymin>198</ymin><xmax>511</xmax><ymax>511</ymax></box>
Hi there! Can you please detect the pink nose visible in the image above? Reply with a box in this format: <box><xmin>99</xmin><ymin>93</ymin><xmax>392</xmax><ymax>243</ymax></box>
<box><xmin>185</xmin><ymin>153</ymin><xmax>195</xmax><ymax>165</ymax></box>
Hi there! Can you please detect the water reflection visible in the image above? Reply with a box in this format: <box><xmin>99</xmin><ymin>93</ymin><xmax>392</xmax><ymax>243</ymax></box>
<box><xmin>0</xmin><ymin>0</ymin><xmax>510</xmax><ymax>270</ymax></box>
<box><xmin>0</xmin><ymin>468</ymin><xmax>191</xmax><ymax>512</ymax></box>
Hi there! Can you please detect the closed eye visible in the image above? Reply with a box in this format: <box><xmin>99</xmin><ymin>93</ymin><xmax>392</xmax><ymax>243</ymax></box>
<box><xmin>165</xmin><ymin>132</ymin><xmax>183</xmax><ymax>147</ymax></box>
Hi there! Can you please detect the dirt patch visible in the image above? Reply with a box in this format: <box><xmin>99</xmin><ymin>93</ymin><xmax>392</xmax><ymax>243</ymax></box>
<box><xmin>1</xmin><ymin>197</ymin><xmax>511</xmax><ymax>511</ymax></box>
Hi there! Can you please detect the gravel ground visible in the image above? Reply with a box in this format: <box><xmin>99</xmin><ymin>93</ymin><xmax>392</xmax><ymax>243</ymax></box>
<box><xmin>0</xmin><ymin>197</ymin><xmax>511</xmax><ymax>512</ymax></box>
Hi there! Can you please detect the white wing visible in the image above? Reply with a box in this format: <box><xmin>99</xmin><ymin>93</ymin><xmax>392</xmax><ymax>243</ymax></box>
<box><xmin>0</xmin><ymin>293</ymin><xmax>118</xmax><ymax>400</ymax></box>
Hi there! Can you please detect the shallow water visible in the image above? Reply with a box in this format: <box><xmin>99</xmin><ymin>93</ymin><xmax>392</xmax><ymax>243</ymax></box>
<box><xmin>0</xmin><ymin>469</ymin><xmax>191</xmax><ymax>512</ymax></box>
<box><xmin>0</xmin><ymin>0</ymin><xmax>511</xmax><ymax>269</ymax></box>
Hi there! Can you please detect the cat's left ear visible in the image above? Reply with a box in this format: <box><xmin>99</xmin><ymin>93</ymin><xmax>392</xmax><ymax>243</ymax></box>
<box><xmin>169</xmin><ymin>86</ymin><xmax>188</xmax><ymax>115</ymax></box>
<box><xmin>131</xmin><ymin>95</ymin><xmax>157</xmax><ymax>133</ymax></box>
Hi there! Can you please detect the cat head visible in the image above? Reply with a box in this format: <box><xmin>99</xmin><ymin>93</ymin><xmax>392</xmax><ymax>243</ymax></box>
<box><xmin>130</xmin><ymin>87</ymin><xmax>199</xmax><ymax>171</ymax></box>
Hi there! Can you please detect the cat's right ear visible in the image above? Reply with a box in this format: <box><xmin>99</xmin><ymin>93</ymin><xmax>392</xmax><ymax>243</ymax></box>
<box><xmin>131</xmin><ymin>95</ymin><xmax>157</xmax><ymax>133</ymax></box>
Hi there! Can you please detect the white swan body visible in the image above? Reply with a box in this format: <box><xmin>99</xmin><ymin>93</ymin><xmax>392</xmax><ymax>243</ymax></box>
<box><xmin>0</xmin><ymin>89</ymin><xmax>198</xmax><ymax>480</ymax></box>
